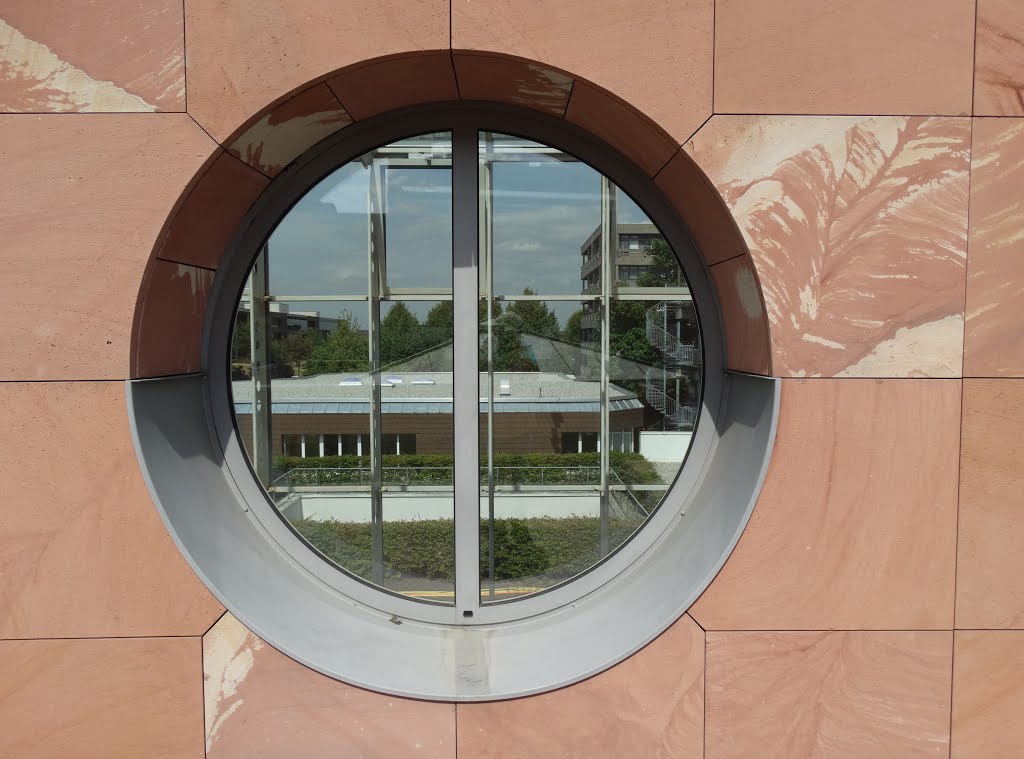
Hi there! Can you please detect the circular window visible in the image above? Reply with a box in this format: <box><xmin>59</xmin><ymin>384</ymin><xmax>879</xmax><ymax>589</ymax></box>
<box><xmin>130</xmin><ymin>103</ymin><xmax>778</xmax><ymax>699</ymax></box>
<box><xmin>228</xmin><ymin>127</ymin><xmax>705</xmax><ymax>620</ymax></box>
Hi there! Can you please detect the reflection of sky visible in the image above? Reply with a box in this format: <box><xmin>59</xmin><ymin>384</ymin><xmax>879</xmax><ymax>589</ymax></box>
<box><xmin>265</xmin><ymin>136</ymin><xmax>654</xmax><ymax>328</ymax></box>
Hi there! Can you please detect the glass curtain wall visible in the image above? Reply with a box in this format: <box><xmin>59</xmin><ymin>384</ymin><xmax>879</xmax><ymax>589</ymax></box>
<box><xmin>230</xmin><ymin>128</ymin><xmax>702</xmax><ymax>612</ymax></box>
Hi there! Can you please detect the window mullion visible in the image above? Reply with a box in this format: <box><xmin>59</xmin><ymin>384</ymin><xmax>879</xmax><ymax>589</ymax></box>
<box><xmin>368</xmin><ymin>159</ymin><xmax>385</xmax><ymax>586</ymax></box>
<box><xmin>599</xmin><ymin>176</ymin><xmax>615</xmax><ymax>557</ymax></box>
<box><xmin>452</xmin><ymin>124</ymin><xmax>481</xmax><ymax>617</ymax></box>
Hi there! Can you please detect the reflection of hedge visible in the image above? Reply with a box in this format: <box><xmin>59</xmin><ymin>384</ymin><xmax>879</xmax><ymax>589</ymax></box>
<box><xmin>291</xmin><ymin>515</ymin><xmax>646</xmax><ymax>584</ymax></box>
<box><xmin>274</xmin><ymin>452</ymin><xmax>662</xmax><ymax>487</ymax></box>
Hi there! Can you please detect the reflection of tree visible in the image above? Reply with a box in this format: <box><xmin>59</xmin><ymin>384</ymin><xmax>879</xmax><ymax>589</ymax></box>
<box><xmin>635</xmin><ymin>238</ymin><xmax>682</xmax><ymax>287</ymax></box>
<box><xmin>380</xmin><ymin>302</ymin><xmax>422</xmax><ymax>365</ymax></box>
<box><xmin>306</xmin><ymin>312</ymin><xmax>369</xmax><ymax>374</ymax></box>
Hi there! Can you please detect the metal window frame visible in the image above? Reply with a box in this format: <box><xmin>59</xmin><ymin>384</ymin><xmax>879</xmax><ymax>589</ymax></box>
<box><xmin>127</xmin><ymin>102</ymin><xmax>780</xmax><ymax>700</ymax></box>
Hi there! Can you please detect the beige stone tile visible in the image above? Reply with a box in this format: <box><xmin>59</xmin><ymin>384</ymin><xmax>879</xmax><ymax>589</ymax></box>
<box><xmin>0</xmin><ymin>382</ymin><xmax>223</xmax><ymax>637</ymax></box>
<box><xmin>452</xmin><ymin>0</ymin><xmax>712</xmax><ymax>145</ymax></box>
<box><xmin>0</xmin><ymin>0</ymin><xmax>185</xmax><ymax>112</ymax></box>
<box><xmin>709</xmin><ymin>256</ymin><xmax>772</xmax><ymax>375</ymax></box>
<box><xmin>0</xmin><ymin>637</ymin><xmax>203</xmax><ymax>758</ymax></box>
<box><xmin>228</xmin><ymin>83</ymin><xmax>351</xmax><ymax>176</ymax></box>
<box><xmin>132</xmin><ymin>260</ymin><xmax>215</xmax><ymax>378</ymax></box>
<box><xmin>964</xmin><ymin>119</ymin><xmax>1024</xmax><ymax>376</ymax></box>
<box><xmin>952</xmin><ymin>631</ymin><xmax>1024</xmax><ymax>758</ymax></box>
<box><xmin>457</xmin><ymin>615</ymin><xmax>704</xmax><ymax>759</ymax></box>
<box><xmin>974</xmin><ymin>0</ymin><xmax>1024</xmax><ymax>116</ymax></box>
<box><xmin>155</xmin><ymin>150</ymin><xmax>268</xmax><ymax>271</ymax></box>
<box><xmin>453</xmin><ymin>53</ymin><xmax>573</xmax><ymax>116</ymax></box>
<box><xmin>955</xmin><ymin>380</ymin><xmax>1024</xmax><ymax>628</ymax></box>
<box><xmin>185</xmin><ymin>0</ymin><xmax>449</xmax><ymax>141</ymax></box>
<box><xmin>565</xmin><ymin>80</ymin><xmax>679</xmax><ymax>177</ymax></box>
<box><xmin>204</xmin><ymin>613</ymin><xmax>455</xmax><ymax>757</ymax></box>
<box><xmin>706</xmin><ymin>631</ymin><xmax>953</xmax><ymax>759</ymax></box>
<box><xmin>714</xmin><ymin>0</ymin><xmax>975</xmax><ymax>115</ymax></box>
<box><xmin>691</xmin><ymin>379</ymin><xmax>960</xmax><ymax>630</ymax></box>
<box><xmin>687</xmin><ymin>115</ymin><xmax>970</xmax><ymax>378</ymax></box>
<box><xmin>328</xmin><ymin>52</ymin><xmax>459</xmax><ymax>122</ymax></box>
<box><xmin>655</xmin><ymin>150</ymin><xmax>748</xmax><ymax>267</ymax></box>
<box><xmin>0</xmin><ymin>114</ymin><xmax>216</xmax><ymax>380</ymax></box>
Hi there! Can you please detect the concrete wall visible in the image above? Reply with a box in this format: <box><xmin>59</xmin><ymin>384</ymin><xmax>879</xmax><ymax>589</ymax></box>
<box><xmin>2</xmin><ymin>1</ymin><xmax>1024</xmax><ymax>757</ymax></box>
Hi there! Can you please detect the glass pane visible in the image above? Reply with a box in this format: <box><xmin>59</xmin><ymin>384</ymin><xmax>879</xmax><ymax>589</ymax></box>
<box><xmin>481</xmin><ymin>133</ymin><xmax>602</xmax><ymax>297</ymax></box>
<box><xmin>380</xmin><ymin>300</ymin><xmax>455</xmax><ymax>602</ymax></box>
<box><xmin>230</xmin><ymin>133</ymin><xmax>455</xmax><ymax>605</ymax></box>
<box><xmin>478</xmin><ymin>132</ymin><xmax>703</xmax><ymax>605</ymax></box>
<box><xmin>479</xmin><ymin>298</ymin><xmax>608</xmax><ymax>603</ymax></box>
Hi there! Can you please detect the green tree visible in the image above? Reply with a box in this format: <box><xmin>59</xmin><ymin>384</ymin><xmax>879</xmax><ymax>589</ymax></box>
<box><xmin>421</xmin><ymin>300</ymin><xmax>454</xmax><ymax>349</ymax></box>
<box><xmin>635</xmin><ymin>238</ymin><xmax>682</xmax><ymax>287</ymax></box>
<box><xmin>379</xmin><ymin>302</ymin><xmax>423</xmax><ymax>365</ymax></box>
<box><xmin>562</xmin><ymin>309</ymin><xmax>584</xmax><ymax>344</ymax></box>
<box><xmin>306</xmin><ymin>312</ymin><xmax>369</xmax><ymax>374</ymax></box>
<box><xmin>505</xmin><ymin>289</ymin><xmax>560</xmax><ymax>340</ymax></box>
<box><xmin>231</xmin><ymin>315</ymin><xmax>251</xmax><ymax>362</ymax></box>
<box><xmin>272</xmin><ymin>329</ymin><xmax>322</xmax><ymax>377</ymax></box>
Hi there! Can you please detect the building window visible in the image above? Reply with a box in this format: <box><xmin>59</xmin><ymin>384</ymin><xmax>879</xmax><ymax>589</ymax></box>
<box><xmin>131</xmin><ymin>102</ymin><xmax>781</xmax><ymax>701</ymax></box>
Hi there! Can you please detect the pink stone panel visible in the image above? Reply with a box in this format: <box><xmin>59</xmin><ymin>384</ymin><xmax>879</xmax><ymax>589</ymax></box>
<box><xmin>228</xmin><ymin>83</ymin><xmax>351</xmax><ymax>177</ymax></box>
<box><xmin>453</xmin><ymin>53</ymin><xmax>573</xmax><ymax>116</ymax></box>
<box><xmin>0</xmin><ymin>382</ymin><xmax>224</xmax><ymax>638</ymax></box>
<box><xmin>184</xmin><ymin>0</ymin><xmax>449</xmax><ymax>142</ymax></box>
<box><xmin>155</xmin><ymin>150</ymin><xmax>269</xmax><ymax>270</ymax></box>
<box><xmin>328</xmin><ymin>53</ymin><xmax>460</xmax><ymax>121</ymax></box>
<box><xmin>690</xmin><ymin>379</ymin><xmax>960</xmax><ymax>630</ymax></box>
<box><xmin>974</xmin><ymin>0</ymin><xmax>1024</xmax><ymax>116</ymax></box>
<box><xmin>0</xmin><ymin>0</ymin><xmax>185</xmax><ymax>112</ymax></box>
<box><xmin>714</xmin><ymin>0</ymin><xmax>975</xmax><ymax>115</ymax></box>
<box><xmin>0</xmin><ymin>114</ymin><xmax>216</xmax><ymax>380</ymax></box>
<box><xmin>964</xmin><ymin>119</ymin><xmax>1024</xmax><ymax>376</ymax></box>
<box><xmin>706</xmin><ymin>631</ymin><xmax>953</xmax><ymax>759</ymax></box>
<box><xmin>452</xmin><ymin>0</ymin><xmax>712</xmax><ymax>145</ymax></box>
<box><xmin>457</xmin><ymin>615</ymin><xmax>704</xmax><ymax>759</ymax></box>
<box><xmin>952</xmin><ymin>631</ymin><xmax>1024</xmax><ymax>758</ymax></box>
<box><xmin>655</xmin><ymin>150</ymin><xmax>748</xmax><ymax>267</ymax></box>
<box><xmin>203</xmin><ymin>613</ymin><xmax>455</xmax><ymax>757</ymax></box>
<box><xmin>565</xmin><ymin>80</ymin><xmax>680</xmax><ymax>178</ymax></box>
<box><xmin>955</xmin><ymin>380</ymin><xmax>1024</xmax><ymax>629</ymax></box>
<box><xmin>709</xmin><ymin>256</ymin><xmax>772</xmax><ymax>375</ymax></box>
<box><xmin>133</xmin><ymin>260</ymin><xmax>215</xmax><ymax>378</ymax></box>
<box><xmin>687</xmin><ymin>115</ymin><xmax>970</xmax><ymax>378</ymax></box>
<box><xmin>0</xmin><ymin>638</ymin><xmax>204</xmax><ymax>758</ymax></box>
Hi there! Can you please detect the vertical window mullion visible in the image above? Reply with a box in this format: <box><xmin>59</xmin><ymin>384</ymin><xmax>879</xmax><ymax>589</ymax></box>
<box><xmin>368</xmin><ymin>159</ymin><xmax>385</xmax><ymax>586</ymax></box>
<box><xmin>452</xmin><ymin>124</ymin><xmax>481</xmax><ymax>617</ymax></box>
<box><xmin>599</xmin><ymin>176</ymin><xmax>615</xmax><ymax>557</ymax></box>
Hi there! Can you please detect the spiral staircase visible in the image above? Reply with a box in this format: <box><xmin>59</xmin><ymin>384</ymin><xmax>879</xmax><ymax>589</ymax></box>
<box><xmin>644</xmin><ymin>301</ymin><xmax>699</xmax><ymax>430</ymax></box>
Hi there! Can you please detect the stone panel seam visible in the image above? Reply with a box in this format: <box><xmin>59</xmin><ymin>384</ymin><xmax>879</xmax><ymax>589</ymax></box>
<box><xmin>449</xmin><ymin>50</ymin><xmax>462</xmax><ymax>100</ymax></box>
<box><xmin>200</xmin><ymin>630</ymin><xmax>208</xmax><ymax>758</ymax></box>
<box><xmin>0</xmin><ymin>634</ymin><xmax>205</xmax><ymax>641</ymax></box>
<box><xmin>711</xmin><ymin>0</ymin><xmax>717</xmax><ymax>115</ymax></box>
<box><xmin>703</xmin><ymin>616</ymin><xmax>708</xmax><ymax>759</ymax></box>
<box><xmin>182</xmin><ymin>0</ymin><xmax>188</xmax><ymax>113</ymax></box>
<box><xmin>970</xmin><ymin>0</ymin><xmax>979</xmax><ymax>115</ymax></box>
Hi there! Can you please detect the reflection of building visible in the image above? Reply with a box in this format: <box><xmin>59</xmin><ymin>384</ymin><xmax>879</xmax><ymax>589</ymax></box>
<box><xmin>235</xmin><ymin>300</ymin><xmax>340</xmax><ymax>343</ymax></box>
<box><xmin>232</xmin><ymin>372</ymin><xmax>644</xmax><ymax>458</ymax></box>
<box><xmin>580</xmin><ymin>222</ymin><xmax>662</xmax><ymax>292</ymax></box>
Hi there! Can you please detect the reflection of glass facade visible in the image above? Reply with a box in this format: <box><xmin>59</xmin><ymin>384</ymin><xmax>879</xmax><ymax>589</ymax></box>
<box><xmin>230</xmin><ymin>130</ymin><xmax>703</xmax><ymax>610</ymax></box>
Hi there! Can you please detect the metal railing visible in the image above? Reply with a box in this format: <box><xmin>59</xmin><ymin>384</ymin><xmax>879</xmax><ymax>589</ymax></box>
<box><xmin>270</xmin><ymin>465</ymin><xmax>659</xmax><ymax>518</ymax></box>
<box><xmin>645</xmin><ymin>301</ymin><xmax>699</xmax><ymax>366</ymax></box>
<box><xmin>644</xmin><ymin>366</ymin><xmax>698</xmax><ymax>429</ymax></box>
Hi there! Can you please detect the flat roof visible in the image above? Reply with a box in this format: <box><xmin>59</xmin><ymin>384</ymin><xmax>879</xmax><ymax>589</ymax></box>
<box><xmin>232</xmin><ymin>371</ymin><xmax>643</xmax><ymax>415</ymax></box>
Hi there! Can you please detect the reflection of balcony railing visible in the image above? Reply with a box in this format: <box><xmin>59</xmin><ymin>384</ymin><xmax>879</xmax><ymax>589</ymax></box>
<box><xmin>270</xmin><ymin>466</ymin><xmax>659</xmax><ymax>518</ymax></box>
<box><xmin>645</xmin><ymin>301</ymin><xmax>699</xmax><ymax>366</ymax></box>
<box><xmin>580</xmin><ymin>312</ymin><xmax>600</xmax><ymax>330</ymax></box>
<box><xmin>580</xmin><ymin>253</ymin><xmax>601</xmax><ymax>278</ymax></box>
<box><xmin>582</xmin><ymin>281</ymin><xmax>602</xmax><ymax>296</ymax></box>
<box><xmin>644</xmin><ymin>367</ymin><xmax>698</xmax><ymax>430</ymax></box>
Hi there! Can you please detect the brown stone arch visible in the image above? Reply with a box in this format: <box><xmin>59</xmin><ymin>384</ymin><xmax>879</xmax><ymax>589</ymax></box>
<box><xmin>131</xmin><ymin>51</ymin><xmax>771</xmax><ymax>378</ymax></box>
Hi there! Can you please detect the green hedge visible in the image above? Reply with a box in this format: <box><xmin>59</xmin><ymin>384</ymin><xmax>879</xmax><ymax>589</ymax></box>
<box><xmin>274</xmin><ymin>451</ymin><xmax>662</xmax><ymax>487</ymax></box>
<box><xmin>291</xmin><ymin>514</ymin><xmax>646</xmax><ymax>584</ymax></box>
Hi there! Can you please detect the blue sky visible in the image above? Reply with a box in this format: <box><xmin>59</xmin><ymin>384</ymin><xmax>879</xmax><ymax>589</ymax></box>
<box><xmin>265</xmin><ymin>133</ymin><xmax>654</xmax><ymax>327</ymax></box>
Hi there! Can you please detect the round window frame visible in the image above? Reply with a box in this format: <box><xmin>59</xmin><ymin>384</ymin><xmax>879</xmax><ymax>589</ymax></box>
<box><xmin>212</xmin><ymin>105</ymin><xmax>720</xmax><ymax>627</ymax></box>
<box><xmin>131</xmin><ymin>101</ymin><xmax>780</xmax><ymax>700</ymax></box>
